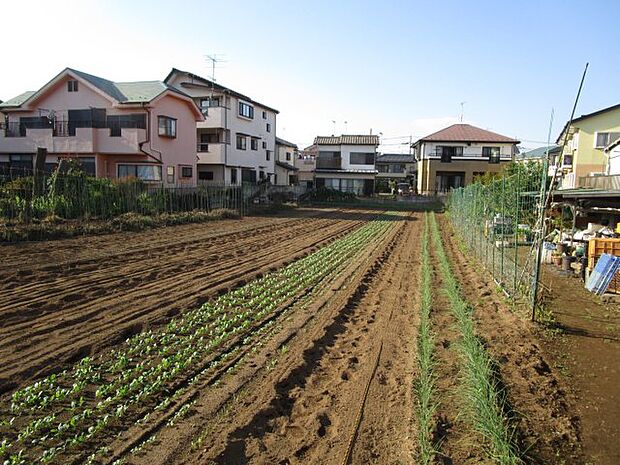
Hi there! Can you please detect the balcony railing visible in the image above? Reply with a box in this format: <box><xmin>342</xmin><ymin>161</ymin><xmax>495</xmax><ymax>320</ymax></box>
<box><xmin>2</xmin><ymin>120</ymin><xmax>145</xmax><ymax>138</ymax></box>
<box><xmin>578</xmin><ymin>174</ymin><xmax>620</xmax><ymax>190</ymax></box>
<box><xmin>316</xmin><ymin>157</ymin><xmax>342</xmax><ymax>170</ymax></box>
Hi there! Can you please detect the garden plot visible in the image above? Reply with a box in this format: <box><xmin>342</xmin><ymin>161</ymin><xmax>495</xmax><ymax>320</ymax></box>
<box><xmin>0</xmin><ymin>210</ymin><xmax>584</xmax><ymax>465</ymax></box>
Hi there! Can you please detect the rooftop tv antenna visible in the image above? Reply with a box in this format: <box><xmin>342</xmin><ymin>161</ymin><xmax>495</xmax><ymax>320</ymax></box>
<box><xmin>459</xmin><ymin>101</ymin><xmax>466</xmax><ymax>122</ymax></box>
<box><xmin>205</xmin><ymin>54</ymin><xmax>227</xmax><ymax>99</ymax></box>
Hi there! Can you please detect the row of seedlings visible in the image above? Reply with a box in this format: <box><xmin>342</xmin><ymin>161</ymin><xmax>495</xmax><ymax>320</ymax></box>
<box><xmin>429</xmin><ymin>213</ymin><xmax>521</xmax><ymax>465</ymax></box>
<box><xmin>0</xmin><ymin>213</ymin><xmax>401</xmax><ymax>465</ymax></box>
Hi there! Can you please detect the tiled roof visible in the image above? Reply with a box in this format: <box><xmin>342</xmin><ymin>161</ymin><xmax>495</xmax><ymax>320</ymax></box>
<box><xmin>376</xmin><ymin>153</ymin><xmax>416</xmax><ymax>163</ymax></box>
<box><xmin>516</xmin><ymin>145</ymin><xmax>560</xmax><ymax>159</ymax></box>
<box><xmin>0</xmin><ymin>91</ymin><xmax>36</xmax><ymax>108</ymax></box>
<box><xmin>275</xmin><ymin>137</ymin><xmax>298</xmax><ymax>149</ymax></box>
<box><xmin>314</xmin><ymin>135</ymin><xmax>380</xmax><ymax>146</ymax></box>
<box><xmin>417</xmin><ymin>124</ymin><xmax>519</xmax><ymax>144</ymax></box>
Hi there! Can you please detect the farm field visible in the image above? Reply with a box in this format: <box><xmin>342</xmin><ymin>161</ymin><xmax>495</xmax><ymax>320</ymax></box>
<box><xmin>0</xmin><ymin>209</ymin><xmax>587</xmax><ymax>464</ymax></box>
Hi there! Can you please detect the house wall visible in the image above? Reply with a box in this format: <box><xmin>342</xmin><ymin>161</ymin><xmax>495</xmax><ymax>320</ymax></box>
<box><xmin>416</xmin><ymin>141</ymin><xmax>515</xmax><ymax>193</ymax></box>
<box><xmin>608</xmin><ymin>146</ymin><xmax>620</xmax><ymax>175</ymax></box>
<box><xmin>417</xmin><ymin>158</ymin><xmax>510</xmax><ymax>193</ymax></box>
<box><xmin>166</xmin><ymin>72</ymin><xmax>277</xmax><ymax>185</ymax></box>
<box><xmin>563</xmin><ymin>110</ymin><xmax>620</xmax><ymax>178</ymax></box>
<box><xmin>147</xmin><ymin>93</ymin><xmax>198</xmax><ymax>186</ymax></box>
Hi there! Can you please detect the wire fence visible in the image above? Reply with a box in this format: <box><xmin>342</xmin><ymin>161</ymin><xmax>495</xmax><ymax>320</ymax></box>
<box><xmin>447</xmin><ymin>164</ymin><xmax>545</xmax><ymax>305</ymax></box>
<box><xmin>0</xmin><ymin>167</ymin><xmax>252</xmax><ymax>223</ymax></box>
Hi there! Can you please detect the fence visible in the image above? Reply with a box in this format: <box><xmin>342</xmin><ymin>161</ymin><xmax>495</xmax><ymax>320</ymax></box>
<box><xmin>448</xmin><ymin>164</ymin><xmax>545</xmax><ymax>305</ymax></box>
<box><xmin>0</xmin><ymin>167</ymin><xmax>251</xmax><ymax>223</ymax></box>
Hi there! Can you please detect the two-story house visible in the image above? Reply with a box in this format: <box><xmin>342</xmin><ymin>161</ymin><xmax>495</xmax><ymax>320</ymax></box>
<box><xmin>306</xmin><ymin>135</ymin><xmax>379</xmax><ymax>196</ymax></box>
<box><xmin>375</xmin><ymin>153</ymin><xmax>416</xmax><ymax>192</ymax></box>
<box><xmin>413</xmin><ymin>124</ymin><xmax>519</xmax><ymax>194</ymax></box>
<box><xmin>0</xmin><ymin>68</ymin><xmax>203</xmax><ymax>185</ymax></box>
<box><xmin>274</xmin><ymin>137</ymin><xmax>299</xmax><ymax>186</ymax></box>
<box><xmin>555</xmin><ymin>103</ymin><xmax>620</xmax><ymax>189</ymax></box>
<box><xmin>164</xmin><ymin>69</ymin><xmax>278</xmax><ymax>185</ymax></box>
<box><xmin>296</xmin><ymin>149</ymin><xmax>317</xmax><ymax>189</ymax></box>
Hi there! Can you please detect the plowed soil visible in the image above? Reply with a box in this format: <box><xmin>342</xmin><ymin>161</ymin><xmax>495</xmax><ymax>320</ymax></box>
<box><xmin>0</xmin><ymin>208</ymin><xmax>374</xmax><ymax>394</ymax></box>
<box><xmin>0</xmin><ymin>210</ymin><xmax>591</xmax><ymax>464</ymax></box>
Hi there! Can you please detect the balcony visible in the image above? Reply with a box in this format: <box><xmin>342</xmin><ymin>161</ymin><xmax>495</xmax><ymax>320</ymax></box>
<box><xmin>0</xmin><ymin>121</ymin><xmax>145</xmax><ymax>154</ymax></box>
<box><xmin>197</xmin><ymin>143</ymin><xmax>226</xmax><ymax>164</ymax></box>
<box><xmin>578</xmin><ymin>174</ymin><xmax>620</xmax><ymax>190</ymax></box>
<box><xmin>316</xmin><ymin>157</ymin><xmax>342</xmax><ymax>170</ymax></box>
<box><xmin>197</xmin><ymin>105</ymin><xmax>226</xmax><ymax>129</ymax></box>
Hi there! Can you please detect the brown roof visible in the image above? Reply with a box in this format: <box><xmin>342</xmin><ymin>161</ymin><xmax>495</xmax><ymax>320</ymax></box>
<box><xmin>417</xmin><ymin>124</ymin><xmax>519</xmax><ymax>144</ymax></box>
<box><xmin>314</xmin><ymin>135</ymin><xmax>380</xmax><ymax>146</ymax></box>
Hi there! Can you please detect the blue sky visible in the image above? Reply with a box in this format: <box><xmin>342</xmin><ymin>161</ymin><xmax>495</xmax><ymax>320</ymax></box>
<box><xmin>2</xmin><ymin>0</ymin><xmax>619</xmax><ymax>152</ymax></box>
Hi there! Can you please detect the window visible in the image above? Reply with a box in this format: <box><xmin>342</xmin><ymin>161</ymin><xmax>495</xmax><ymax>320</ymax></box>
<box><xmin>266</xmin><ymin>150</ymin><xmax>272</xmax><ymax>161</ymax></box>
<box><xmin>483</xmin><ymin>146</ymin><xmax>501</xmax><ymax>164</ymax></box>
<box><xmin>231</xmin><ymin>168</ymin><xmax>238</xmax><ymax>184</ymax></box>
<box><xmin>259</xmin><ymin>170</ymin><xmax>265</xmax><ymax>179</ymax></box>
<box><xmin>9</xmin><ymin>154</ymin><xmax>33</xmax><ymax>173</ymax></box>
<box><xmin>595</xmin><ymin>132</ymin><xmax>620</xmax><ymax>148</ymax></box>
<box><xmin>198</xmin><ymin>171</ymin><xmax>214</xmax><ymax>181</ymax></box>
<box><xmin>236</xmin><ymin>134</ymin><xmax>247</xmax><ymax>150</ymax></box>
<box><xmin>67</xmin><ymin>80</ymin><xmax>78</xmax><ymax>92</ymax></box>
<box><xmin>563</xmin><ymin>154</ymin><xmax>573</xmax><ymax>166</ymax></box>
<box><xmin>251</xmin><ymin>138</ymin><xmax>258</xmax><ymax>151</ymax></box>
<box><xmin>78</xmin><ymin>157</ymin><xmax>96</xmax><ymax>176</ymax></box>
<box><xmin>158</xmin><ymin>116</ymin><xmax>177</xmax><ymax>138</ymax></box>
<box><xmin>180</xmin><ymin>166</ymin><xmax>193</xmax><ymax>178</ymax></box>
<box><xmin>262</xmin><ymin>141</ymin><xmax>267</xmax><ymax>149</ymax></box>
<box><xmin>107</xmin><ymin>114</ymin><xmax>146</xmax><ymax>137</ymax></box>
<box><xmin>266</xmin><ymin>123</ymin><xmax>271</xmax><ymax>132</ymax></box>
<box><xmin>437</xmin><ymin>146</ymin><xmax>463</xmax><ymax>163</ymax></box>
<box><xmin>200</xmin><ymin>97</ymin><xmax>220</xmax><ymax>109</ymax></box>
<box><xmin>238</xmin><ymin>101</ymin><xmax>254</xmax><ymax>119</ymax></box>
<box><xmin>286</xmin><ymin>151</ymin><xmax>291</xmax><ymax>161</ymax></box>
<box><xmin>262</xmin><ymin>111</ymin><xmax>267</xmax><ymax>119</ymax></box>
<box><xmin>350</xmin><ymin>152</ymin><xmax>375</xmax><ymax>165</ymax></box>
<box><xmin>117</xmin><ymin>164</ymin><xmax>162</xmax><ymax>181</ymax></box>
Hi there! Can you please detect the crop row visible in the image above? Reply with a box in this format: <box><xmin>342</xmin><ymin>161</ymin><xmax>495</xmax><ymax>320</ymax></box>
<box><xmin>0</xmin><ymin>213</ymin><xmax>400</xmax><ymax>465</ymax></box>
<box><xmin>429</xmin><ymin>213</ymin><xmax>521</xmax><ymax>464</ymax></box>
<box><xmin>414</xmin><ymin>212</ymin><xmax>437</xmax><ymax>464</ymax></box>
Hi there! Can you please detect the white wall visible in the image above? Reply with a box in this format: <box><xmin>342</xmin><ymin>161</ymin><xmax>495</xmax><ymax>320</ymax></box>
<box><xmin>421</xmin><ymin>141</ymin><xmax>515</xmax><ymax>159</ymax></box>
<box><xmin>608</xmin><ymin>146</ymin><xmax>620</xmax><ymax>175</ymax></box>
<box><xmin>166</xmin><ymin>71</ymin><xmax>277</xmax><ymax>184</ymax></box>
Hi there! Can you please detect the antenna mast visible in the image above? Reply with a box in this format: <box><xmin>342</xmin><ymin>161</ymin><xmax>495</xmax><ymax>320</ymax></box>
<box><xmin>205</xmin><ymin>54</ymin><xmax>226</xmax><ymax>100</ymax></box>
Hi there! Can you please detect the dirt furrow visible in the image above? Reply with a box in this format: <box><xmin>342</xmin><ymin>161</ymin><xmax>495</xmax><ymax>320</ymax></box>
<box><xmin>437</xmin><ymin>215</ymin><xmax>583</xmax><ymax>464</ymax></box>
<box><xmin>347</xmin><ymin>214</ymin><xmax>421</xmax><ymax>465</ymax></box>
<box><xmin>162</xmin><ymin>214</ymin><xmax>422</xmax><ymax>465</ymax></box>
<box><xmin>0</xmin><ymin>210</ymin><xmax>371</xmax><ymax>394</ymax></box>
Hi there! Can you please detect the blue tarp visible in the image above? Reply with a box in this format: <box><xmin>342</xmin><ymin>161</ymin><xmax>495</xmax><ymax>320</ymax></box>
<box><xmin>585</xmin><ymin>253</ymin><xmax>620</xmax><ymax>295</ymax></box>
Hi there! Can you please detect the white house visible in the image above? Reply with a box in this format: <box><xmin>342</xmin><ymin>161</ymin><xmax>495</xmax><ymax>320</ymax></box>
<box><xmin>306</xmin><ymin>135</ymin><xmax>379</xmax><ymax>195</ymax></box>
<box><xmin>164</xmin><ymin>69</ymin><xmax>278</xmax><ymax>185</ymax></box>
<box><xmin>274</xmin><ymin>137</ymin><xmax>299</xmax><ymax>186</ymax></box>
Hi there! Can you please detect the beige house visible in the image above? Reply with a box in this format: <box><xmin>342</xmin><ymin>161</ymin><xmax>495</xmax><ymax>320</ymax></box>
<box><xmin>413</xmin><ymin>124</ymin><xmax>519</xmax><ymax>194</ymax></box>
<box><xmin>296</xmin><ymin>149</ymin><xmax>316</xmax><ymax>188</ymax></box>
<box><xmin>274</xmin><ymin>137</ymin><xmax>298</xmax><ymax>185</ymax></box>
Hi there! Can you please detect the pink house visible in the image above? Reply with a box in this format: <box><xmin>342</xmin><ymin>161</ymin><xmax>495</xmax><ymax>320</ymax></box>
<box><xmin>0</xmin><ymin>68</ymin><xmax>204</xmax><ymax>185</ymax></box>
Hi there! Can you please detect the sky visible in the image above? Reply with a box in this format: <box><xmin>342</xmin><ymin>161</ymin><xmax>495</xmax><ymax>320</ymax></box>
<box><xmin>2</xmin><ymin>0</ymin><xmax>619</xmax><ymax>153</ymax></box>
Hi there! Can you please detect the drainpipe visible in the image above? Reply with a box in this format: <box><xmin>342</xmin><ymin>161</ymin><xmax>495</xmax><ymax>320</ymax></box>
<box><xmin>138</xmin><ymin>105</ymin><xmax>163</xmax><ymax>164</ymax></box>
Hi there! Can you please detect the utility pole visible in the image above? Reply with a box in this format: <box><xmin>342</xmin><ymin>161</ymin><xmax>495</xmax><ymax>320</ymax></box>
<box><xmin>460</xmin><ymin>101</ymin><xmax>466</xmax><ymax>122</ymax></box>
<box><xmin>409</xmin><ymin>135</ymin><xmax>412</xmax><ymax>155</ymax></box>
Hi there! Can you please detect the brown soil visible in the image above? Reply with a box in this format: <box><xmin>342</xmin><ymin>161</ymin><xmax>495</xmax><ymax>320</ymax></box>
<box><xmin>0</xmin><ymin>208</ymin><xmax>373</xmax><ymax>393</ymax></box>
<box><xmin>540</xmin><ymin>265</ymin><xmax>620</xmax><ymax>464</ymax></box>
<box><xmin>438</xmin><ymin>215</ymin><xmax>584</xmax><ymax>464</ymax></box>
<box><xmin>0</xmin><ymin>210</ymin><xmax>589</xmax><ymax>464</ymax></box>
